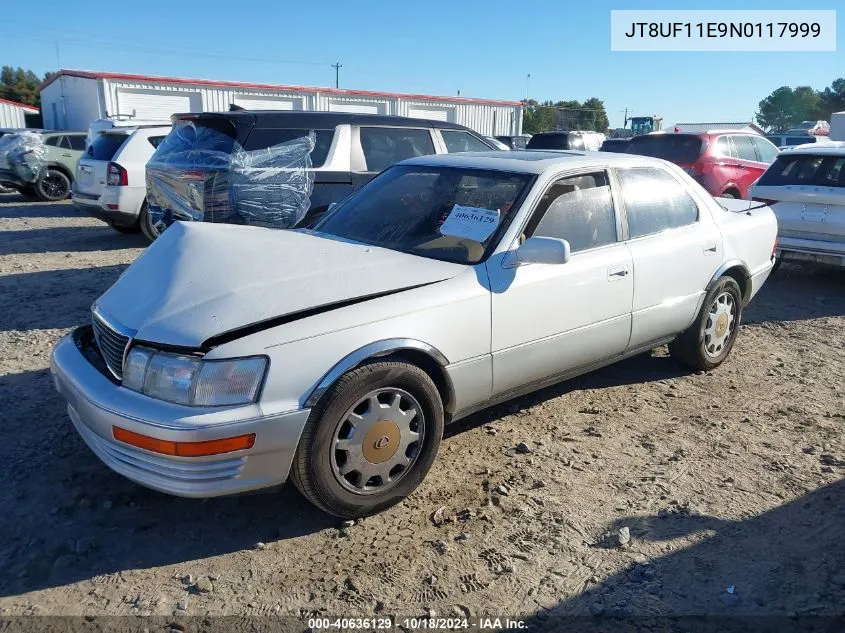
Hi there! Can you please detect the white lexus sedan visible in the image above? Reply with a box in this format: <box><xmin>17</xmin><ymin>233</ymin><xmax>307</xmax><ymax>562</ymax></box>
<box><xmin>51</xmin><ymin>151</ymin><xmax>778</xmax><ymax>517</ymax></box>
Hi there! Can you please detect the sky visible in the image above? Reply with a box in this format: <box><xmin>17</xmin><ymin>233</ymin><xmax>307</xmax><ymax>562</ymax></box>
<box><xmin>2</xmin><ymin>0</ymin><xmax>843</xmax><ymax>129</ymax></box>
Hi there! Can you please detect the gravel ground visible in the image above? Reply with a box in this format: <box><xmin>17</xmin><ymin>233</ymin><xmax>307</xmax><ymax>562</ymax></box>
<box><xmin>0</xmin><ymin>194</ymin><xmax>843</xmax><ymax>625</ymax></box>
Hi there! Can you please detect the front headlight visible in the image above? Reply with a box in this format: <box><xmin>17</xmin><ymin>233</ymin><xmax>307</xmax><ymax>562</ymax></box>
<box><xmin>122</xmin><ymin>346</ymin><xmax>267</xmax><ymax>406</ymax></box>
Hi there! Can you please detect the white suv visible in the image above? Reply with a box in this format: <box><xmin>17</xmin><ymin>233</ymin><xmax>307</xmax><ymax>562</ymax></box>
<box><xmin>72</xmin><ymin>125</ymin><xmax>171</xmax><ymax>234</ymax></box>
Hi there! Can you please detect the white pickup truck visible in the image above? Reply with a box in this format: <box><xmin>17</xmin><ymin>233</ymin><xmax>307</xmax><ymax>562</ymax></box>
<box><xmin>52</xmin><ymin>150</ymin><xmax>777</xmax><ymax>517</ymax></box>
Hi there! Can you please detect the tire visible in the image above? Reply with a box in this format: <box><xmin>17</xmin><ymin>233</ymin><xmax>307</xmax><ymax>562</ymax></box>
<box><xmin>770</xmin><ymin>257</ymin><xmax>782</xmax><ymax>274</ymax></box>
<box><xmin>669</xmin><ymin>276</ymin><xmax>743</xmax><ymax>371</ymax></box>
<box><xmin>291</xmin><ymin>360</ymin><xmax>444</xmax><ymax>518</ymax></box>
<box><xmin>36</xmin><ymin>169</ymin><xmax>71</xmax><ymax>201</ymax></box>
<box><xmin>720</xmin><ymin>191</ymin><xmax>737</xmax><ymax>199</ymax></box>
<box><xmin>110</xmin><ymin>223</ymin><xmax>140</xmax><ymax>234</ymax></box>
<box><xmin>139</xmin><ymin>202</ymin><xmax>162</xmax><ymax>243</ymax></box>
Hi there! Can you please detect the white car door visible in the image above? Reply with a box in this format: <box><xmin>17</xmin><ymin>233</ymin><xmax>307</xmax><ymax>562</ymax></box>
<box><xmin>486</xmin><ymin>170</ymin><xmax>634</xmax><ymax>395</ymax></box>
<box><xmin>615</xmin><ymin>166</ymin><xmax>723</xmax><ymax>350</ymax></box>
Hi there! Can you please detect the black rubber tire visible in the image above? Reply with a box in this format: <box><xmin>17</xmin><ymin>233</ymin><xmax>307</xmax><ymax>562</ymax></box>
<box><xmin>110</xmin><ymin>223</ymin><xmax>140</xmax><ymax>234</ymax></box>
<box><xmin>720</xmin><ymin>191</ymin><xmax>737</xmax><ymax>199</ymax></box>
<box><xmin>291</xmin><ymin>360</ymin><xmax>444</xmax><ymax>518</ymax></box>
<box><xmin>35</xmin><ymin>169</ymin><xmax>71</xmax><ymax>201</ymax></box>
<box><xmin>669</xmin><ymin>276</ymin><xmax>743</xmax><ymax>371</ymax></box>
<box><xmin>139</xmin><ymin>202</ymin><xmax>160</xmax><ymax>243</ymax></box>
<box><xmin>770</xmin><ymin>257</ymin><xmax>782</xmax><ymax>274</ymax></box>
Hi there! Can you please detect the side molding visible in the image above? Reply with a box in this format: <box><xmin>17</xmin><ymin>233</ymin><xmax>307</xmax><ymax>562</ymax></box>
<box><xmin>304</xmin><ymin>339</ymin><xmax>451</xmax><ymax>408</ymax></box>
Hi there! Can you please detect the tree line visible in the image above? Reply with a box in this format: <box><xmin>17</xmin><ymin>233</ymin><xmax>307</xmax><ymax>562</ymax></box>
<box><xmin>522</xmin><ymin>98</ymin><xmax>610</xmax><ymax>135</ymax></box>
<box><xmin>0</xmin><ymin>66</ymin><xmax>48</xmax><ymax>108</ymax></box>
<box><xmin>756</xmin><ymin>78</ymin><xmax>845</xmax><ymax>133</ymax></box>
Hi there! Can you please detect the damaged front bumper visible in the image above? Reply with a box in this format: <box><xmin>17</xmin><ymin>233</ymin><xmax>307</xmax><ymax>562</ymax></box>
<box><xmin>50</xmin><ymin>327</ymin><xmax>311</xmax><ymax>497</ymax></box>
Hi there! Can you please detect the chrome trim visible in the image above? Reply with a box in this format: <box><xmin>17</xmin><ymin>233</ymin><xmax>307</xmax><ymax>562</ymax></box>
<box><xmin>91</xmin><ymin>304</ymin><xmax>137</xmax><ymax>380</ymax></box>
<box><xmin>304</xmin><ymin>338</ymin><xmax>450</xmax><ymax>408</ymax></box>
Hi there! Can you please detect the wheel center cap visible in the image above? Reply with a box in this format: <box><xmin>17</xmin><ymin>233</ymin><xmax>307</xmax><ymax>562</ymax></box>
<box><xmin>715</xmin><ymin>313</ymin><xmax>729</xmax><ymax>338</ymax></box>
<box><xmin>362</xmin><ymin>420</ymin><xmax>400</xmax><ymax>464</ymax></box>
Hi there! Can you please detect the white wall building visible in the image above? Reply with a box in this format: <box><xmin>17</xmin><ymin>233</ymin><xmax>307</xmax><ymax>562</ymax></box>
<box><xmin>0</xmin><ymin>98</ymin><xmax>39</xmax><ymax>128</ymax></box>
<box><xmin>40</xmin><ymin>69</ymin><xmax>523</xmax><ymax>136</ymax></box>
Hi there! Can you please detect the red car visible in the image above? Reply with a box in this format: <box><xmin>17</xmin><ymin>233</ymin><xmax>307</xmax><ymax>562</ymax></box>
<box><xmin>625</xmin><ymin>131</ymin><xmax>779</xmax><ymax>199</ymax></box>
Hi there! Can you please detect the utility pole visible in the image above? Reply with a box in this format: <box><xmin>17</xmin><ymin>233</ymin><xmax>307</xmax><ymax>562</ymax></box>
<box><xmin>331</xmin><ymin>62</ymin><xmax>342</xmax><ymax>89</ymax></box>
<box><xmin>525</xmin><ymin>73</ymin><xmax>531</xmax><ymax>101</ymax></box>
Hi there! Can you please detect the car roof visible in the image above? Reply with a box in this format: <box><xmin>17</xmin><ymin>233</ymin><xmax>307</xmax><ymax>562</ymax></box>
<box><xmin>173</xmin><ymin>110</ymin><xmax>478</xmax><ymax>131</ymax></box>
<box><xmin>779</xmin><ymin>141</ymin><xmax>845</xmax><ymax>156</ymax></box>
<box><xmin>401</xmin><ymin>150</ymin><xmax>669</xmax><ymax>174</ymax></box>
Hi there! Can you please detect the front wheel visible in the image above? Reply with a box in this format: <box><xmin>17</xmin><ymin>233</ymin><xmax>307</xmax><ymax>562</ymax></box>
<box><xmin>291</xmin><ymin>360</ymin><xmax>444</xmax><ymax>518</ymax></box>
<box><xmin>36</xmin><ymin>169</ymin><xmax>71</xmax><ymax>201</ymax></box>
<box><xmin>669</xmin><ymin>276</ymin><xmax>742</xmax><ymax>371</ymax></box>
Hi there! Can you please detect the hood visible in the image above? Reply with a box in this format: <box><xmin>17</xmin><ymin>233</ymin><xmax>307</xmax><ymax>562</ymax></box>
<box><xmin>96</xmin><ymin>222</ymin><xmax>465</xmax><ymax>348</ymax></box>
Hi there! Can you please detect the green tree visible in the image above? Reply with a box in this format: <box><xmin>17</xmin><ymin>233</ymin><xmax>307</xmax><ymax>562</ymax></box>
<box><xmin>522</xmin><ymin>97</ymin><xmax>609</xmax><ymax>134</ymax></box>
<box><xmin>756</xmin><ymin>85</ymin><xmax>822</xmax><ymax>132</ymax></box>
<box><xmin>819</xmin><ymin>78</ymin><xmax>845</xmax><ymax>120</ymax></box>
<box><xmin>0</xmin><ymin>66</ymin><xmax>42</xmax><ymax>108</ymax></box>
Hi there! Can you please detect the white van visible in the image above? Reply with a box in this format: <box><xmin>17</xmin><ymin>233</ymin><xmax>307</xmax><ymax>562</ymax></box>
<box><xmin>72</xmin><ymin>125</ymin><xmax>171</xmax><ymax>234</ymax></box>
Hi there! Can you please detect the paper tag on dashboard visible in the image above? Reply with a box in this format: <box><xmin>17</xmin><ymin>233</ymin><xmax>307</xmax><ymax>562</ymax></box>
<box><xmin>439</xmin><ymin>205</ymin><xmax>500</xmax><ymax>242</ymax></box>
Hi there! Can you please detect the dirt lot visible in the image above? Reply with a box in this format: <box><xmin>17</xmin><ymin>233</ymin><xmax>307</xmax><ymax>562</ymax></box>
<box><xmin>0</xmin><ymin>194</ymin><xmax>844</xmax><ymax>626</ymax></box>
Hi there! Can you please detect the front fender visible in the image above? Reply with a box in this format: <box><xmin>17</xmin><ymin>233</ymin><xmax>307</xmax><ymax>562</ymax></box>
<box><xmin>303</xmin><ymin>338</ymin><xmax>450</xmax><ymax>407</ymax></box>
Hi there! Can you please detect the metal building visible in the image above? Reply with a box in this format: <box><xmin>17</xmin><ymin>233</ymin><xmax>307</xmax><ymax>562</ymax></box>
<box><xmin>0</xmin><ymin>98</ymin><xmax>39</xmax><ymax>128</ymax></box>
<box><xmin>40</xmin><ymin>70</ymin><xmax>523</xmax><ymax>136</ymax></box>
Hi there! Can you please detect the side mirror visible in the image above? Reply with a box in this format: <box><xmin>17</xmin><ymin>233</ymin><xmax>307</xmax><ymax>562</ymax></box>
<box><xmin>516</xmin><ymin>236</ymin><xmax>571</xmax><ymax>265</ymax></box>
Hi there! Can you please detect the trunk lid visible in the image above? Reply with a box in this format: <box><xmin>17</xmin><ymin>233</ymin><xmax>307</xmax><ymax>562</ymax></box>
<box><xmin>95</xmin><ymin>222</ymin><xmax>464</xmax><ymax>348</ymax></box>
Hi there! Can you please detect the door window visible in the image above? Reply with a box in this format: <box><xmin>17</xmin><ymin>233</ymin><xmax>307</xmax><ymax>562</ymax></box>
<box><xmin>67</xmin><ymin>135</ymin><xmax>86</xmax><ymax>151</ymax></box>
<box><xmin>618</xmin><ymin>167</ymin><xmax>699</xmax><ymax>238</ymax></box>
<box><xmin>441</xmin><ymin>130</ymin><xmax>492</xmax><ymax>153</ymax></box>
<box><xmin>45</xmin><ymin>136</ymin><xmax>61</xmax><ymax>147</ymax></box>
<box><xmin>750</xmin><ymin>136</ymin><xmax>779</xmax><ymax>163</ymax></box>
<box><xmin>359</xmin><ymin>127</ymin><xmax>435</xmax><ymax>172</ymax></box>
<box><xmin>527</xmin><ymin>172</ymin><xmax>617</xmax><ymax>252</ymax></box>
<box><xmin>731</xmin><ymin>135</ymin><xmax>758</xmax><ymax>162</ymax></box>
<box><xmin>714</xmin><ymin>136</ymin><xmax>732</xmax><ymax>156</ymax></box>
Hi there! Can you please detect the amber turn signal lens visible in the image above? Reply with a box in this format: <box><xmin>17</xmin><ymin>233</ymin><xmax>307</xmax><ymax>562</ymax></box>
<box><xmin>112</xmin><ymin>426</ymin><xmax>255</xmax><ymax>457</ymax></box>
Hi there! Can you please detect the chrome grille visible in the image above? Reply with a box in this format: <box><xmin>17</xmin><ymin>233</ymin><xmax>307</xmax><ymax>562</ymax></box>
<box><xmin>91</xmin><ymin>308</ymin><xmax>133</xmax><ymax>379</ymax></box>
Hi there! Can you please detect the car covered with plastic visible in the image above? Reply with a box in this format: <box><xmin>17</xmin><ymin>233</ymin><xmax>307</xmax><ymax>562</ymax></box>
<box><xmin>143</xmin><ymin>111</ymin><xmax>496</xmax><ymax>240</ymax></box>
<box><xmin>0</xmin><ymin>130</ymin><xmax>87</xmax><ymax>200</ymax></box>
<box><xmin>53</xmin><ymin>150</ymin><xmax>777</xmax><ymax>518</ymax></box>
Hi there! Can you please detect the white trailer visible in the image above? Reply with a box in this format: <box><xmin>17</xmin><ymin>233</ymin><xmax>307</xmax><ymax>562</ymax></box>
<box><xmin>40</xmin><ymin>70</ymin><xmax>523</xmax><ymax>136</ymax></box>
<box><xmin>0</xmin><ymin>98</ymin><xmax>39</xmax><ymax>129</ymax></box>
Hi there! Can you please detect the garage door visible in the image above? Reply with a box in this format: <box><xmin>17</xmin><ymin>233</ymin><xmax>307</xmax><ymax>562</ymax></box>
<box><xmin>116</xmin><ymin>89</ymin><xmax>200</xmax><ymax>120</ymax></box>
<box><xmin>408</xmin><ymin>106</ymin><xmax>454</xmax><ymax>122</ymax></box>
<box><xmin>328</xmin><ymin>101</ymin><xmax>385</xmax><ymax>115</ymax></box>
<box><xmin>233</xmin><ymin>96</ymin><xmax>303</xmax><ymax>111</ymax></box>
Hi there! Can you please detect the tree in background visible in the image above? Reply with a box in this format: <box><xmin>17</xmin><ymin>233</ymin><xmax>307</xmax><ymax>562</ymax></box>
<box><xmin>523</xmin><ymin>98</ymin><xmax>609</xmax><ymax>134</ymax></box>
<box><xmin>0</xmin><ymin>67</ymin><xmax>43</xmax><ymax>108</ymax></box>
<box><xmin>756</xmin><ymin>80</ymin><xmax>845</xmax><ymax>133</ymax></box>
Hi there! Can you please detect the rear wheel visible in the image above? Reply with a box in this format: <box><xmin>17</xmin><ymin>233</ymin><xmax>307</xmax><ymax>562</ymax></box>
<box><xmin>291</xmin><ymin>360</ymin><xmax>444</xmax><ymax>518</ymax></box>
<box><xmin>139</xmin><ymin>202</ymin><xmax>164</xmax><ymax>243</ymax></box>
<box><xmin>669</xmin><ymin>276</ymin><xmax>742</xmax><ymax>371</ymax></box>
<box><xmin>36</xmin><ymin>169</ymin><xmax>71</xmax><ymax>201</ymax></box>
<box><xmin>720</xmin><ymin>189</ymin><xmax>738</xmax><ymax>199</ymax></box>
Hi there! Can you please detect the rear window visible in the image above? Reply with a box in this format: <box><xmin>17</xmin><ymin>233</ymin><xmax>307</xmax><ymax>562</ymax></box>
<box><xmin>786</xmin><ymin>136</ymin><xmax>815</xmax><ymax>146</ymax></box>
<box><xmin>88</xmin><ymin>133</ymin><xmax>128</xmax><ymax>160</ymax></box>
<box><xmin>526</xmin><ymin>134</ymin><xmax>569</xmax><ymax>150</ymax></box>
<box><xmin>626</xmin><ymin>134</ymin><xmax>705</xmax><ymax>163</ymax></box>
<box><xmin>242</xmin><ymin>128</ymin><xmax>334</xmax><ymax>167</ymax></box>
<box><xmin>757</xmin><ymin>154</ymin><xmax>845</xmax><ymax>187</ymax></box>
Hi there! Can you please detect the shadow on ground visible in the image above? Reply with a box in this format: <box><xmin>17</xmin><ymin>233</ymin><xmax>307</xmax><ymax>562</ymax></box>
<box><xmin>0</xmin><ymin>226</ymin><xmax>145</xmax><ymax>255</ymax></box>
<box><xmin>0</xmin><ymin>265</ymin><xmax>130</xmax><ymax>331</ymax></box>
<box><xmin>0</xmin><ymin>369</ymin><xmax>335</xmax><ymax>599</ymax></box>
<box><xmin>518</xmin><ymin>479</ymin><xmax>845</xmax><ymax>632</ymax></box>
<box><xmin>0</xmin><ymin>196</ymin><xmax>79</xmax><ymax>218</ymax></box>
<box><xmin>744</xmin><ymin>264</ymin><xmax>845</xmax><ymax>325</ymax></box>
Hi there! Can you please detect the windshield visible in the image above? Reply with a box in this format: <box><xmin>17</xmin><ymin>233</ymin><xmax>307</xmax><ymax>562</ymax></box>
<box><xmin>626</xmin><ymin>134</ymin><xmax>705</xmax><ymax>163</ymax></box>
<box><xmin>314</xmin><ymin>165</ymin><xmax>532</xmax><ymax>264</ymax></box>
